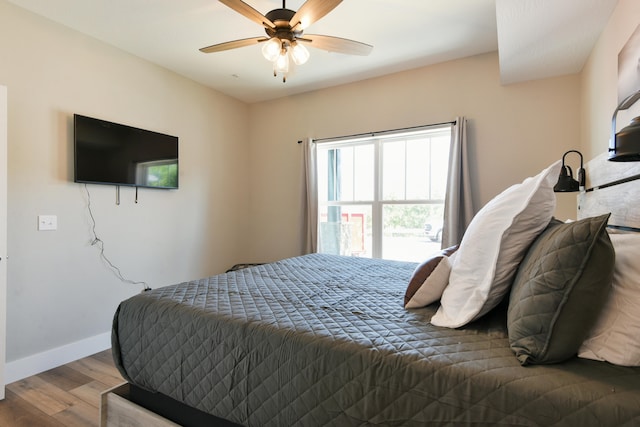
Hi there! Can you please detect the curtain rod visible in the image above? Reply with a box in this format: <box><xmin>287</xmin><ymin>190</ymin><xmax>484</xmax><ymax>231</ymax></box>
<box><xmin>297</xmin><ymin>120</ymin><xmax>457</xmax><ymax>144</ymax></box>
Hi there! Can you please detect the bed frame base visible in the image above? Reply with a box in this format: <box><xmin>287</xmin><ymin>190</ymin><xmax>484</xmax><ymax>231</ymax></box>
<box><xmin>100</xmin><ymin>383</ymin><xmax>180</xmax><ymax>427</ymax></box>
<box><xmin>100</xmin><ymin>382</ymin><xmax>243</xmax><ymax>427</ymax></box>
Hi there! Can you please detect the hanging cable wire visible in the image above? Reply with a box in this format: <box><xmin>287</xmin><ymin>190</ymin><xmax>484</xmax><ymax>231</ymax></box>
<box><xmin>84</xmin><ymin>184</ymin><xmax>151</xmax><ymax>291</ymax></box>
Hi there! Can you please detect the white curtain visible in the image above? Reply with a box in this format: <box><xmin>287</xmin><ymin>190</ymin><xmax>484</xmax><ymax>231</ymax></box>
<box><xmin>302</xmin><ymin>138</ymin><xmax>318</xmax><ymax>254</ymax></box>
<box><xmin>442</xmin><ymin>117</ymin><xmax>474</xmax><ymax>247</ymax></box>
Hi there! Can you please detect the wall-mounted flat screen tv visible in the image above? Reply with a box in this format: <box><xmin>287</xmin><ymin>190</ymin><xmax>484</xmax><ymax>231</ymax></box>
<box><xmin>74</xmin><ymin>114</ymin><xmax>179</xmax><ymax>189</ymax></box>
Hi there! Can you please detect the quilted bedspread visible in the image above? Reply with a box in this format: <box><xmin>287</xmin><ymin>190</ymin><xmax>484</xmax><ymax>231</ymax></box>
<box><xmin>112</xmin><ymin>254</ymin><xmax>640</xmax><ymax>426</ymax></box>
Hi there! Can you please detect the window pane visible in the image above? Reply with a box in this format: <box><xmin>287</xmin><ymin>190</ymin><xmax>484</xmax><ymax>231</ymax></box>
<box><xmin>382</xmin><ymin>135</ymin><xmax>451</xmax><ymax>201</ymax></box>
<box><xmin>382</xmin><ymin>204</ymin><xmax>444</xmax><ymax>262</ymax></box>
<box><xmin>353</xmin><ymin>144</ymin><xmax>374</xmax><ymax>200</ymax></box>
<box><xmin>339</xmin><ymin>147</ymin><xmax>354</xmax><ymax>200</ymax></box>
<box><xmin>318</xmin><ymin>144</ymin><xmax>374</xmax><ymax>202</ymax></box>
<box><xmin>406</xmin><ymin>138</ymin><xmax>430</xmax><ymax>200</ymax></box>
<box><xmin>382</xmin><ymin>140</ymin><xmax>405</xmax><ymax>200</ymax></box>
<box><xmin>318</xmin><ymin>205</ymin><xmax>372</xmax><ymax>257</ymax></box>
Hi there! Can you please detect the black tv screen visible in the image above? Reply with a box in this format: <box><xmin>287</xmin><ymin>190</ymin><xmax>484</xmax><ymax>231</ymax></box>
<box><xmin>74</xmin><ymin>114</ymin><xmax>179</xmax><ymax>189</ymax></box>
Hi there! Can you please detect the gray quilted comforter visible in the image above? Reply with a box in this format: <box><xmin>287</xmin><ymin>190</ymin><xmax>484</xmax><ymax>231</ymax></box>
<box><xmin>112</xmin><ymin>254</ymin><xmax>640</xmax><ymax>426</ymax></box>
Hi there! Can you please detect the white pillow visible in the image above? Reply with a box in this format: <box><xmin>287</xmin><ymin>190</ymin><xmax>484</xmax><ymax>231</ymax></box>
<box><xmin>578</xmin><ymin>232</ymin><xmax>640</xmax><ymax>366</ymax></box>
<box><xmin>431</xmin><ymin>161</ymin><xmax>560</xmax><ymax>328</ymax></box>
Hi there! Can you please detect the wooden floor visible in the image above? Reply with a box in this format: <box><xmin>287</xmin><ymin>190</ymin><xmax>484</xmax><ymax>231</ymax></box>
<box><xmin>0</xmin><ymin>350</ymin><xmax>124</xmax><ymax>427</ymax></box>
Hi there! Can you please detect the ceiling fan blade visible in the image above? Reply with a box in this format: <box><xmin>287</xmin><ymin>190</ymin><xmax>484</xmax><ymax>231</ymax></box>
<box><xmin>299</xmin><ymin>34</ymin><xmax>373</xmax><ymax>56</ymax></box>
<box><xmin>219</xmin><ymin>0</ymin><xmax>275</xmax><ymax>29</ymax></box>
<box><xmin>290</xmin><ymin>0</ymin><xmax>342</xmax><ymax>30</ymax></box>
<box><xmin>200</xmin><ymin>36</ymin><xmax>268</xmax><ymax>53</ymax></box>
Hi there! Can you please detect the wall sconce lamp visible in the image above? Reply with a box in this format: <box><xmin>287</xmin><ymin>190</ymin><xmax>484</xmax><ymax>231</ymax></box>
<box><xmin>609</xmin><ymin>89</ymin><xmax>640</xmax><ymax>161</ymax></box>
<box><xmin>554</xmin><ymin>150</ymin><xmax>585</xmax><ymax>192</ymax></box>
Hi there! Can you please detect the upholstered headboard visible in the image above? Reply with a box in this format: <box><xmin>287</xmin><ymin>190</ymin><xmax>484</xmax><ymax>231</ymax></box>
<box><xmin>578</xmin><ymin>152</ymin><xmax>640</xmax><ymax>230</ymax></box>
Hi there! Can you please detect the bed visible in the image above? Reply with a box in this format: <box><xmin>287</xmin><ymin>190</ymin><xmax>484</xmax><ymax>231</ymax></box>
<box><xmin>107</xmin><ymin>154</ymin><xmax>640</xmax><ymax>426</ymax></box>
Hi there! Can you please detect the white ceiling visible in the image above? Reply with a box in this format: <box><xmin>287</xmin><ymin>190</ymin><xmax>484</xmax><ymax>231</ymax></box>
<box><xmin>7</xmin><ymin>0</ymin><xmax>618</xmax><ymax>104</ymax></box>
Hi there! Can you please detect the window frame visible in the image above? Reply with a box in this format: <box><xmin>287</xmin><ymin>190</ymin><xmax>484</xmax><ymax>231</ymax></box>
<box><xmin>317</xmin><ymin>124</ymin><xmax>452</xmax><ymax>259</ymax></box>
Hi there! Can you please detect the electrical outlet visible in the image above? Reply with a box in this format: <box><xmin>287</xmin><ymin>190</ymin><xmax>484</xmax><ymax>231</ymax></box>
<box><xmin>38</xmin><ymin>215</ymin><xmax>57</xmax><ymax>231</ymax></box>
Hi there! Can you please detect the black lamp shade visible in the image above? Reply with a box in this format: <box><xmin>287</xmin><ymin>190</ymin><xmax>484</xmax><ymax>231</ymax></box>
<box><xmin>609</xmin><ymin>116</ymin><xmax>640</xmax><ymax>161</ymax></box>
<box><xmin>553</xmin><ymin>166</ymin><xmax>580</xmax><ymax>192</ymax></box>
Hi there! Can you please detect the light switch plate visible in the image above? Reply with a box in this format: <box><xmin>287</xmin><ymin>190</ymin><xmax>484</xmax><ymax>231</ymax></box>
<box><xmin>38</xmin><ymin>215</ymin><xmax>57</xmax><ymax>231</ymax></box>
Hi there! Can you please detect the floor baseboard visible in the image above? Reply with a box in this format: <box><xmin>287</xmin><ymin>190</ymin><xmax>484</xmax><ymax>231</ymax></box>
<box><xmin>5</xmin><ymin>331</ymin><xmax>111</xmax><ymax>385</ymax></box>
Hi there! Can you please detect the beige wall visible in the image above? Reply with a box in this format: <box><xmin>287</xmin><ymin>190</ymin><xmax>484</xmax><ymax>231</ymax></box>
<box><xmin>0</xmin><ymin>2</ymin><xmax>250</xmax><ymax>365</ymax></box>
<box><xmin>247</xmin><ymin>52</ymin><xmax>582</xmax><ymax>262</ymax></box>
<box><xmin>581</xmin><ymin>0</ymin><xmax>640</xmax><ymax>161</ymax></box>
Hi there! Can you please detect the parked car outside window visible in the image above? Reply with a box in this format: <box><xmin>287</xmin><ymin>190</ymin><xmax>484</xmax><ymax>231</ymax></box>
<box><xmin>424</xmin><ymin>220</ymin><xmax>443</xmax><ymax>242</ymax></box>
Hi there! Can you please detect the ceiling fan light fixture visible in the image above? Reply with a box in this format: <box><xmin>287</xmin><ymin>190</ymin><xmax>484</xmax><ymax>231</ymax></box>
<box><xmin>274</xmin><ymin>49</ymin><xmax>290</xmax><ymax>74</ymax></box>
<box><xmin>262</xmin><ymin>37</ymin><xmax>282</xmax><ymax>61</ymax></box>
<box><xmin>291</xmin><ymin>41</ymin><xmax>310</xmax><ymax>65</ymax></box>
<box><xmin>205</xmin><ymin>0</ymin><xmax>373</xmax><ymax>82</ymax></box>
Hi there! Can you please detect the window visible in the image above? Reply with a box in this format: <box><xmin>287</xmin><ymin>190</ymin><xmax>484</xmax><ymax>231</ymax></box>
<box><xmin>316</xmin><ymin>125</ymin><xmax>451</xmax><ymax>262</ymax></box>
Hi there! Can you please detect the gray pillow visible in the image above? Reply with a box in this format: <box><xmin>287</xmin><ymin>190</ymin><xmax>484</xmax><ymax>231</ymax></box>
<box><xmin>507</xmin><ymin>214</ymin><xmax>614</xmax><ymax>365</ymax></box>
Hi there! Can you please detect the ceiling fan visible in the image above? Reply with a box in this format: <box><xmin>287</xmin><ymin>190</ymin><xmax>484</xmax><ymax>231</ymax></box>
<box><xmin>200</xmin><ymin>0</ymin><xmax>373</xmax><ymax>82</ymax></box>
